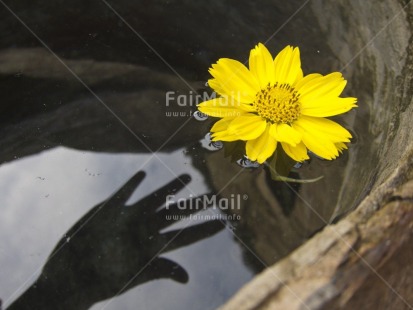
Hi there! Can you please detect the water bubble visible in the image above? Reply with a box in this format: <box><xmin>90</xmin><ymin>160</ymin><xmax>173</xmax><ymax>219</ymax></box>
<box><xmin>200</xmin><ymin>133</ymin><xmax>223</xmax><ymax>151</ymax></box>
<box><xmin>293</xmin><ymin>162</ymin><xmax>303</xmax><ymax>169</ymax></box>
<box><xmin>193</xmin><ymin>110</ymin><xmax>208</xmax><ymax>121</ymax></box>
<box><xmin>236</xmin><ymin>156</ymin><xmax>260</xmax><ymax>168</ymax></box>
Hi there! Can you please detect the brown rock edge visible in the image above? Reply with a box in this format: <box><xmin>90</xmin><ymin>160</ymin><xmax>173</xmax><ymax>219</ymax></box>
<box><xmin>220</xmin><ymin>153</ymin><xmax>413</xmax><ymax>310</ymax></box>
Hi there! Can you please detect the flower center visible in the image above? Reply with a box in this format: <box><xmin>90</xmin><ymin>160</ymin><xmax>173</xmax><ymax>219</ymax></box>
<box><xmin>254</xmin><ymin>83</ymin><xmax>301</xmax><ymax>124</ymax></box>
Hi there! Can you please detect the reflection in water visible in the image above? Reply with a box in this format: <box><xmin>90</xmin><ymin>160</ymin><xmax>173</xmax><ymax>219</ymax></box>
<box><xmin>8</xmin><ymin>169</ymin><xmax>225</xmax><ymax>310</ymax></box>
<box><xmin>200</xmin><ymin>133</ymin><xmax>223</xmax><ymax>152</ymax></box>
<box><xmin>0</xmin><ymin>1</ymin><xmax>363</xmax><ymax>308</ymax></box>
<box><xmin>236</xmin><ymin>156</ymin><xmax>260</xmax><ymax>169</ymax></box>
<box><xmin>193</xmin><ymin>111</ymin><xmax>209</xmax><ymax>122</ymax></box>
<box><xmin>0</xmin><ymin>148</ymin><xmax>254</xmax><ymax>309</ymax></box>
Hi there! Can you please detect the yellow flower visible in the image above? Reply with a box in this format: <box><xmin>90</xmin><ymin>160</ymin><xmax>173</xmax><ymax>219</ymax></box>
<box><xmin>198</xmin><ymin>43</ymin><xmax>357</xmax><ymax>164</ymax></box>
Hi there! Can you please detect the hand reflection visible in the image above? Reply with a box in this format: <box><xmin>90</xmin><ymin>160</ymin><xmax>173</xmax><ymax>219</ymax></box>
<box><xmin>8</xmin><ymin>171</ymin><xmax>223</xmax><ymax>310</ymax></box>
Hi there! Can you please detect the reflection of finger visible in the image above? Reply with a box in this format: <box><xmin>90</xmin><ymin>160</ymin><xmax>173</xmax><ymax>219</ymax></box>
<box><xmin>110</xmin><ymin>171</ymin><xmax>146</xmax><ymax>205</ymax></box>
<box><xmin>161</xmin><ymin>220</ymin><xmax>224</xmax><ymax>253</ymax></box>
<box><xmin>156</xmin><ymin>193</ymin><xmax>216</xmax><ymax>229</ymax></box>
<box><xmin>146</xmin><ymin>257</ymin><xmax>189</xmax><ymax>283</ymax></box>
<box><xmin>133</xmin><ymin>174</ymin><xmax>191</xmax><ymax>211</ymax></box>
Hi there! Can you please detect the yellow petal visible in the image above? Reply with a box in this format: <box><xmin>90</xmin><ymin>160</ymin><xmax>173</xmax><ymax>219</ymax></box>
<box><xmin>226</xmin><ymin>115</ymin><xmax>267</xmax><ymax>140</ymax></box>
<box><xmin>297</xmin><ymin>133</ymin><xmax>339</xmax><ymax>160</ymax></box>
<box><xmin>198</xmin><ymin>97</ymin><xmax>253</xmax><ymax>118</ymax></box>
<box><xmin>249</xmin><ymin>43</ymin><xmax>276</xmax><ymax>88</ymax></box>
<box><xmin>211</xmin><ymin>131</ymin><xmax>241</xmax><ymax>142</ymax></box>
<box><xmin>281</xmin><ymin>142</ymin><xmax>309</xmax><ymax>162</ymax></box>
<box><xmin>210</xmin><ymin>117</ymin><xmax>237</xmax><ymax>133</ymax></box>
<box><xmin>273</xmin><ymin>46</ymin><xmax>303</xmax><ymax>86</ymax></box>
<box><xmin>301</xmin><ymin>96</ymin><xmax>358</xmax><ymax>117</ymax></box>
<box><xmin>209</xmin><ymin>116</ymin><xmax>241</xmax><ymax>141</ymax></box>
<box><xmin>293</xmin><ymin>116</ymin><xmax>352</xmax><ymax>159</ymax></box>
<box><xmin>269</xmin><ymin>123</ymin><xmax>301</xmax><ymax>146</ymax></box>
<box><xmin>296</xmin><ymin>72</ymin><xmax>347</xmax><ymax>103</ymax></box>
<box><xmin>295</xmin><ymin>115</ymin><xmax>352</xmax><ymax>142</ymax></box>
<box><xmin>335</xmin><ymin>142</ymin><xmax>348</xmax><ymax>153</ymax></box>
<box><xmin>294</xmin><ymin>73</ymin><xmax>323</xmax><ymax>90</ymax></box>
<box><xmin>208</xmin><ymin>78</ymin><xmax>226</xmax><ymax>97</ymax></box>
<box><xmin>209</xmin><ymin>58</ymin><xmax>260</xmax><ymax>103</ymax></box>
<box><xmin>246</xmin><ymin>124</ymin><xmax>277</xmax><ymax>163</ymax></box>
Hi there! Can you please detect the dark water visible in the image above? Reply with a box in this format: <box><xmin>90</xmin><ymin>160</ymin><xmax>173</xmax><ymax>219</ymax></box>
<box><xmin>0</xmin><ymin>1</ymin><xmax>360</xmax><ymax>309</ymax></box>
